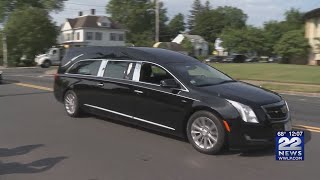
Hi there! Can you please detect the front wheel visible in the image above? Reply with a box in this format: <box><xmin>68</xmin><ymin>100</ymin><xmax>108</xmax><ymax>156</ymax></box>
<box><xmin>41</xmin><ymin>60</ymin><xmax>51</xmax><ymax>68</ymax></box>
<box><xmin>64</xmin><ymin>90</ymin><xmax>82</xmax><ymax>117</ymax></box>
<box><xmin>187</xmin><ymin>111</ymin><xmax>226</xmax><ymax>154</ymax></box>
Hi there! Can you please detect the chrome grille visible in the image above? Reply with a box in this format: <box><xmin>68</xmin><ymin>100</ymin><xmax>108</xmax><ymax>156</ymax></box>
<box><xmin>262</xmin><ymin>101</ymin><xmax>288</xmax><ymax>121</ymax></box>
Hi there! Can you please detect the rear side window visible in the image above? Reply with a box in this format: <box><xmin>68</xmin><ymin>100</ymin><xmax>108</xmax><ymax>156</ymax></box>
<box><xmin>104</xmin><ymin>61</ymin><xmax>136</xmax><ymax>80</ymax></box>
<box><xmin>68</xmin><ymin>60</ymin><xmax>102</xmax><ymax>76</ymax></box>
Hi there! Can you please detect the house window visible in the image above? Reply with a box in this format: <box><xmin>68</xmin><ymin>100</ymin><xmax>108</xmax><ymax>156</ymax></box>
<box><xmin>76</xmin><ymin>32</ymin><xmax>80</xmax><ymax>40</ymax></box>
<box><xmin>110</xmin><ymin>33</ymin><xmax>117</xmax><ymax>41</ymax></box>
<box><xmin>118</xmin><ymin>34</ymin><xmax>124</xmax><ymax>41</ymax></box>
<box><xmin>65</xmin><ymin>33</ymin><xmax>72</xmax><ymax>41</ymax></box>
<box><xmin>95</xmin><ymin>32</ymin><xmax>103</xmax><ymax>40</ymax></box>
<box><xmin>86</xmin><ymin>32</ymin><xmax>93</xmax><ymax>40</ymax></box>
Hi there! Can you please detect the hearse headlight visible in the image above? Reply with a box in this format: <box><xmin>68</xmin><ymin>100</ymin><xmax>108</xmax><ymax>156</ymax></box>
<box><xmin>227</xmin><ymin>100</ymin><xmax>259</xmax><ymax>123</ymax></box>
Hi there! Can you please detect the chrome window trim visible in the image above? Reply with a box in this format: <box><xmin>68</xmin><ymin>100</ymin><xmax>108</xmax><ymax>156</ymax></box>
<box><xmin>84</xmin><ymin>104</ymin><xmax>175</xmax><ymax>130</ymax></box>
<box><xmin>61</xmin><ymin>73</ymin><xmax>199</xmax><ymax>102</ymax></box>
<box><xmin>64</xmin><ymin>59</ymin><xmax>189</xmax><ymax>92</ymax></box>
<box><xmin>132</xmin><ymin>62</ymin><xmax>141</xmax><ymax>81</ymax></box>
<box><xmin>65</xmin><ymin>59</ymin><xmax>104</xmax><ymax>75</ymax></box>
<box><xmin>97</xmin><ymin>60</ymin><xmax>108</xmax><ymax>77</ymax></box>
<box><xmin>62</xmin><ymin>54</ymin><xmax>84</xmax><ymax>67</ymax></box>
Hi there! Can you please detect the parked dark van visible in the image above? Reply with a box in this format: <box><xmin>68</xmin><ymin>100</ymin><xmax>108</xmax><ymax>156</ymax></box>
<box><xmin>54</xmin><ymin>47</ymin><xmax>291</xmax><ymax>154</ymax></box>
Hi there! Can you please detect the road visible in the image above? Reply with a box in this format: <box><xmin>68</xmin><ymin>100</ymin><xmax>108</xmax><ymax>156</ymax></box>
<box><xmin>0</xmin><ymin>67</ymin><xmax>319</xmax><ymax>180</ymax></box>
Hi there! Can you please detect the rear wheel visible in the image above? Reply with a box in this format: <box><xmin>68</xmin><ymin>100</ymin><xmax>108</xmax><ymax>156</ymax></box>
<box><xmin>187</xmin><ymin>111</ymin><xmax>225</xmax><ymax>154</ymax></box>
<box><xmin>64</xmin><ymin>90</ymin><xmax>82</xmax><ymax>117</ymax></box>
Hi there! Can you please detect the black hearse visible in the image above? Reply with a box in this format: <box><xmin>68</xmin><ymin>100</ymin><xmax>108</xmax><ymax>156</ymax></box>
<box><xmin>54</xmin><ymin>47</ymin><xmax>291</xmax><ymax>154</ymax></box>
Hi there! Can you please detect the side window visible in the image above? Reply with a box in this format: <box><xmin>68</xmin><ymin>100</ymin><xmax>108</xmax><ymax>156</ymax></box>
<box><xmin>68</xmin><ymin>60</ymin><xmax>102</xmax><ymax>76</ymax></box>
<box><xmin>139</xmin><ymin>63</ymin><xmax>174</xmax><ymax>85</ymax></box>
<box><xmin>104</xmin><ymin>61</ymin><xmax>136</xmax><ymax>80</ymax></box>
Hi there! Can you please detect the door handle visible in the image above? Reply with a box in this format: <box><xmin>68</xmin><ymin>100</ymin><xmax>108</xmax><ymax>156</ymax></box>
<box><xmin>134</xmin><ymin>90</ymin><xmax>144</xmax><ymax>94</ymax></box>
<box><xmin>97</xmin><ymin>83</ymin><xmax>104</xmax><ymax>87</ymax></box>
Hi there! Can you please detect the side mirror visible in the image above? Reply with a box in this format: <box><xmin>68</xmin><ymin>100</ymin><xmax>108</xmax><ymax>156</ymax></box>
<box><xmin>160</xmin><ymin>79</ymin><xmax>180</xmax><ymax>89</ymax></box>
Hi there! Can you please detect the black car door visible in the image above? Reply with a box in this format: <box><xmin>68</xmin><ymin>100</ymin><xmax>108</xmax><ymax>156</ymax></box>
<box><xmin>132</xmin><ymin>63</ymin><xmax>193</xmax><ymax>132</ymax></box>
<box><xmin>85</xmin><ymin>60</ymin><xmax>137</xmax><ymax>122</ymax></box>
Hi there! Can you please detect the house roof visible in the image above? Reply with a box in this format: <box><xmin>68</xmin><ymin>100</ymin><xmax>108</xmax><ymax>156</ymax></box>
<box><xmin>304</xmin><ymin>8</ymin><xmax>320</xmax><ymax>19</ymax></box>
<box><xmin>182</xmin><ymin>34</ymin><xmax>208</xmax><ymax>42</ymax></box>
<box><xmin>153</xmin><ymin>42</ymin><xmax>186</xmax><ymax>52</ymax></box>
<box><xmin>66</xmin><ymin>15</ymin><xmax>125</xmax><ymax>29</ymax></box>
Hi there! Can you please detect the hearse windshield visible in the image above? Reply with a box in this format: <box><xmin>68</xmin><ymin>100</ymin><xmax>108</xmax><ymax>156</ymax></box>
<box><xmin>169</xmin><ymin>62</ymin><xmax>234</xmax><ymax>87</ymax></box>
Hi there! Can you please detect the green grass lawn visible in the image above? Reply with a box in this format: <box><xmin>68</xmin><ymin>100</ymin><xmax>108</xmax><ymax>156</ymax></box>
<box><xmin>211</xmin><ymin>63</ymin><xmax>320</xmax><ymax>85</ymax></box>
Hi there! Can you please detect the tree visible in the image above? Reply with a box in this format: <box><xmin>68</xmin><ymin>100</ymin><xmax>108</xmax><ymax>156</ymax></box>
<box><xmin>4</xmin><ymin>7</ymin><xmax>58</xmax><ymax>66</ymax></box>
<box><xmin>106</xmin><ymin>0</ymin><xmax>168</xmax><ymax>45</ymax></box>
<box><xmin>262</xmin><ymin>21</ymin><xmax>286</xmax><ymax>56</ymax></box>
<box><xmin>192</xmin><ymin>7</ymin><xmax>247</xmax><ymax>42</ymax></box>
<box><xmin>283</xmin><ymin>8</ymin><xmax>304</xmax><ymax>30</ymax></box>
<box><xmin>188</xmin><ymin>0</ymin><xmax>203</xmax><ymax>32</ymax></box>
<box><xmin>220</xmin><ymin>26</ymin><xmax>266</xmax><ymax>55</ymax></box>
<box><xmin>204</xmin><ymin>1</ymin><xmax>211</xmax><ymax>11</ymax></box>
<box><xmin>181</xmin><ymin>38</ymin><xmax>193</xmax><ymax>55</ymax></box>
<box><xmin>215</xmin><ymin>6</ymin><xmax>248</xmax><ymax>29</ymax></box>
<box><xmin>168</xmin><ymin>13</ymin><xmax>185</xmax><ymax>39</ymax></box>
<box><xmin>0</xmin><ymin>0</ymin><xmax>66</xmax><ymax>21</ymax></box>
<box><xmin>262</xmin><ymin>9</ymin><xmax>304</xmax><ymax>56</ymax></box>
<box><xmin>274</xmin><ymin>30</ymin><xmax>310</xmax><ymax>64</ymax></box>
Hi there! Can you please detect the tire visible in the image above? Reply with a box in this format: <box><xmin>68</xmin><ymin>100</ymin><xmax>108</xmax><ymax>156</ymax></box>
<box><xmin>41</xmin><ymin>60</ymin><xmax>51</xmax><ymax>68</ymax></box>
<box><xmin>64</xmin><ymin>90</ymin><xmax>82</xmax><ymax>117</ymax></box>
<box><xmin>187</xmin><ymin>111</ymin><xmax>225</xmax><ymax>154</ymax></box>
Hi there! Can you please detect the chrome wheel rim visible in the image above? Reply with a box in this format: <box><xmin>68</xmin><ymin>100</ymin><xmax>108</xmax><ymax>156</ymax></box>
<box><xmin>191</xmin><ymin>117</ymin><xmax>218</xmax><ymax>150</ymax></box>
<box><xmin>65</xmin><ymin>93</ymin><xmax>76</xmax><ymax>114</ymax></box>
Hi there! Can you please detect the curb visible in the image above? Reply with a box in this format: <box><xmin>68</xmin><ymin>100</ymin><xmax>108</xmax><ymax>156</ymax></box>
<box><xmin>277</xmin><ymin>91</ymin><xmax>320</xmax><ymax>98</ymax></box>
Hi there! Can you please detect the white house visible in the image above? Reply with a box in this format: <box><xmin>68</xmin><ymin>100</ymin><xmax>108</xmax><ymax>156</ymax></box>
<box><xmin>172</xmin><ymin>34</ymin><xmax>209</xmax><ymax>56</ymax></box>
<box><xmin>60</xmin><ymin>10</ymin><xmax>127</xmax><ymax>47</ymax></box>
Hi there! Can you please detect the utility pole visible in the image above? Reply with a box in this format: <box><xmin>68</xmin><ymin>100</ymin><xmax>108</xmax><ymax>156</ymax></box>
<box><xmin>2</xmin><ymin>30</ymin><xmax>8</xmax><ymax>67</ymax></box>
<box><xmin>155</xmin><ymin>0</ymin><xmax>160</xmax><ymax>43</ymax></box>
<box><xmin>1</xmin><ymin>15</ymin><xmax>9</xmax><ymax>67</ymax></box>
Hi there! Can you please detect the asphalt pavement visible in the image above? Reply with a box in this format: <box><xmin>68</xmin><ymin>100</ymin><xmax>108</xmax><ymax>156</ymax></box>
<box><xmin>0</xmin><ymin>67</ymin><xmax>319</xmax><ymax>180</ymax></box>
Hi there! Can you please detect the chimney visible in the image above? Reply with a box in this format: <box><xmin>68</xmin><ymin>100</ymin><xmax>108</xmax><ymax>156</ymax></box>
<box><xmin>91</xmin><ymin>9</ymin><xmax>96</xmax><ymax>15</ymax></box>
<box><xmin>79</xmin><ymin>11</ymin><xmax>83</xmax><ymax>16</ymax></box>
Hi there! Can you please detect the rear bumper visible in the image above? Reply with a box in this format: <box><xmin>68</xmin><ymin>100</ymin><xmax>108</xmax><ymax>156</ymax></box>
<box><xmin>227</xmin><ymin>114</ymin><xmax>291</xmax><ymax>150</ymax></box>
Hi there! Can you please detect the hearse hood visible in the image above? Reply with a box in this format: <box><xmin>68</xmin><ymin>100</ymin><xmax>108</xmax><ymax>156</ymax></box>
<box><xmin>199</xmin><ymin>81</ymin><xmax>282</xmax><ymax>106</ymax></box>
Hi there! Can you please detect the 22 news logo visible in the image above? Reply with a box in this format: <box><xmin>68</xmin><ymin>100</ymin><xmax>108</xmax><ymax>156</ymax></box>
<box><xmin>276</xmin><ymin>131</ymin><xmax>304</xmax><ymax>161</ymax></box>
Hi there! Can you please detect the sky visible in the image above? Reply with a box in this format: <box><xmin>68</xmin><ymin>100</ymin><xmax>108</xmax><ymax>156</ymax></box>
<box><xmin>52</xmin><ymin>0</ymin><xmax>320</xmax><ymax>27</ymax></box>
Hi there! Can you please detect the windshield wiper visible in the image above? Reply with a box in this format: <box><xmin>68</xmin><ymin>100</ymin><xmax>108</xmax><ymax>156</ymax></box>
<box><xmin>216</xmin><ymin>80</ymin><xmax>236</xmax><ymax>85</ymax></box>
<box><xmin>197</xmin><ymin>83</ymin><xmax>217</xmax><ymax>87</ymax></box>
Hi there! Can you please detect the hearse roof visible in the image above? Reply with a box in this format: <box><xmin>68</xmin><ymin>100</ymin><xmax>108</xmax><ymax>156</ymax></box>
<box><xmin>61</xmin><ymin>46</ymin><xmax>198</xmax><ymax>66</ymax></box>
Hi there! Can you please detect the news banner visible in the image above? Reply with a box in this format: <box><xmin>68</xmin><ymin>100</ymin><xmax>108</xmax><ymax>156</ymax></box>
<box><xmin>276</xmin><ymin>131</ymin><xmax>304</xmax><ymax>161</ymax></box>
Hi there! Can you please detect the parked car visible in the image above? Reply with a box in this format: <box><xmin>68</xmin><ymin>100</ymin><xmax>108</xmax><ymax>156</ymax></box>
<box><xmin>54</xmin><ymin>47</ymin><xmax>291</xmax><ymax>154</ymax></box>
<box><xmin>205</xmin><ymin>56</ymin><xmax>224</xmax><ymax>63</ymax></box>
<box><xmin>0</xmin><ymin>71</ymin><xmax>2</xmax><ymax>84</ymax></box>
<box><xmin>225</xmin><ymin>54</ymin><xmax>247</xmax><ymax>63</ymax></box>
<box><xmin>245</xmin><ymin>56</ymin><xmax>260</xmax><ymax>63</ymax></box>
